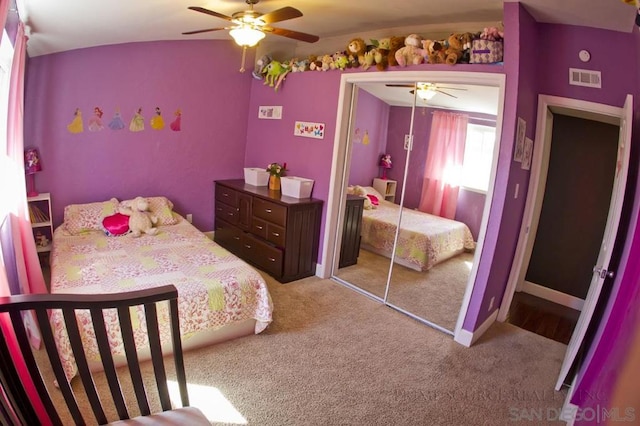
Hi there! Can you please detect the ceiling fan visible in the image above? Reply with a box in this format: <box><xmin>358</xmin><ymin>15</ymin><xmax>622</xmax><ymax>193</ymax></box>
<box><xmin>386</xmin><ymin>83</ymin><xmax>467</xmax><ymax>101</ymax></box>
<box><xmin>183</xmin><ymin>0</ymin><xmax>319</xmax><ymax>71</ymax></box>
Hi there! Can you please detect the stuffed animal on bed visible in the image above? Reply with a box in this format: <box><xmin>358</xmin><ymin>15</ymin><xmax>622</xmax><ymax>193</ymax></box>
<box><xmin>118</xmin><ymin>196</ymin><xmax>158</xmax><ymax>237</ymax></box>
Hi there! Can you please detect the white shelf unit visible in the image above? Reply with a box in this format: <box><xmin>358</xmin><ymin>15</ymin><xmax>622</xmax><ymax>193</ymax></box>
<box><xmin>372</xmin><ymin>178</ymin><xmax>397</xmax><ymax>203</ymax></box>
<box><xmin>27</xmin><ymin>192</ymin><xmax>53</xmax><ymax>253</ymax></box>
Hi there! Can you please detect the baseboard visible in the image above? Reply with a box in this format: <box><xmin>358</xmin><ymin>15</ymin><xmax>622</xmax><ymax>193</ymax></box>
<box><xmin>315</xmin><ymin>262</ymin><xmax>327</xmax><ymax>278</ymax></box>
<box><xmin>523</xmin><ymin>281</ymin><xmax>584</xmax><ymax>311</ymax></box>
<box><xmin>454</xmin><ymin>309</ymin><xmax>498</xmax><ymax>347</ymax></box>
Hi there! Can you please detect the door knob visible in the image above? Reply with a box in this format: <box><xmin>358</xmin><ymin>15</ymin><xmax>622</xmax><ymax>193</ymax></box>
<box><xmin>593</xmin><ymin>267</ymin><xmax>614</xmax><ymax>279</ymax></box>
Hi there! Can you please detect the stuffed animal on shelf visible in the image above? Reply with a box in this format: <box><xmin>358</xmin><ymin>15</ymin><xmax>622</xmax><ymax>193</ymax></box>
<box><xmin>347</xmin><ymin>38</ymin><xmax>368</xmax><ymax>68</ymax></box>
<box><xmin>423</xmin><ymin>39</ymin><xmax>446</xmax><ymax>64</ymax></box>
<box><xmin>118</xmin><ymin>197</ymin><xmax>158</xmax><ymax>237</ymax></box>
<box><xmin>252</xmin><ymin>54</ymin><xmax>272</xmax><ymax>80</ymax></box>
<box><xmin>444</xmin><ymin>33</ymin><xmax>465</xmax><ymax>65</ymax></box>
<box><xmin>349</xmin><ymin>185</ymin><xmax>377</xmax><ymax>210</ymax></box>
<box><xmin>263</xmin><ymin>60</ymin><xmax>291</xmax><ymax>91</ymax></box>
<box><xmin>387</xmin><ymin>36</ymin><xmax>405</xmax><ymax>67</ymax></box>
<box><xmin>395</xmin><ymin>34</ymin><xmax>425</xmax><ymax>67</ymax></box>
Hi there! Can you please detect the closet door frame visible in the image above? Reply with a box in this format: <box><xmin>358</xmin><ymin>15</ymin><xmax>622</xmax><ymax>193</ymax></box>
<box><xmin>320</xmin><ymin>71</ymin><xmax>506</xmax><ymax>342</ymax></box>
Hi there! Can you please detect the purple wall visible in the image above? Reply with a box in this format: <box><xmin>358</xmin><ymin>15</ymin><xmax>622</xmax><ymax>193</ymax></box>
<box><xmin>24</xmin><ymin>40</ymin><xmax>255</xmax><ymax>231</ymax></box>
<box><xmin>462</xmin><ymin>2</ymin><xmax>533</xmax><ymax>331</ymax></box>
<box><xmin>571</xmin><ymin>26</ymin><xmax>640</xmax><ymax>424</ymax></box>
<box><xmin>348</xmin><ymin>88</ymin><xmax>390</xmax><ymax>186</ymax></box>
<box><xmin>244</xmin><ymin>70</ymin><xmax>341</xmax><ymax>257</ymax></box>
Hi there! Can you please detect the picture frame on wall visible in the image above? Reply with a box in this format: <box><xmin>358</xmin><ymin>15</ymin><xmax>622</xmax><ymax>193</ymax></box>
<box><xmin>521</xmin><ymin>137</ymin><xmax>533</xmax><ymax>170</ymax></box>
<box><xmin>258</xmin><ymin>106</ymin><xmax>283</xmax><ymax>119</ymax></box>
<box><xmin>514</xmin><ymin>117</ymin><xmax>526</xmax><ymax>162</ymax></box>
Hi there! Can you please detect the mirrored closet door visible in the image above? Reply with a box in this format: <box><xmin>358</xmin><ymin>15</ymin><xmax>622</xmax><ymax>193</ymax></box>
<box><xmin>331</xmin><ymin>72</ymin><xmax>504</xmax><ymax>334</ymax></box>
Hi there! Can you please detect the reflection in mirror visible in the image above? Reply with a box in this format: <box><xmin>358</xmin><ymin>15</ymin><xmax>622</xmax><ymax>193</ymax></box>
<box><xmin>386</xmin><ymin>102</ymin><xmax>499</xmax><ymax>332</ymax></box>
<box><xmin>331</xmin><ymin>75</ymin><xmax>501</xmax><ymax>333</ymax></box>
<box><xmin>332</xmin><ymin>85</ymin><xmax>403</xmax><ymax>299</ymax></box>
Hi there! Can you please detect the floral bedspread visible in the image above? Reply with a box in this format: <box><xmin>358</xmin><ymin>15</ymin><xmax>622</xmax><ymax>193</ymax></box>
<box><xmin>361</xmin><ymin>200</ymin><xmax>476</xmax><ymax>271</ymax></box>
<box><xmin>50</xmin><ymin>216</ymin><xmax>273</xmax><ymax>380</ymax></box>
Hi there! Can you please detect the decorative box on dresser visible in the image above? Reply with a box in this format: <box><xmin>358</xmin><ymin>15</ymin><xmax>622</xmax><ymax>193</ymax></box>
<box><xmin>339</xmin><ymin>195</ymin><xmax>364</xmax><ymax>268</ymax></box>
<box><xmin>214</xmin><ymin>179</ymin><xmax>323</xmax><ymax>283</ymax></box>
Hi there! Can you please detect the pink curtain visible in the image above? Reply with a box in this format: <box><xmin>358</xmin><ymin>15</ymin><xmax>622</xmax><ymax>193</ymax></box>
<box><xmin>418</xmin><ymin>111</ymin><xmax>468</xmax><ymax>219</ymax></box>
<box><xmin>0</xmin><ymin>17</ymin><xmax>51</xmax><ymax>424</ymax></box>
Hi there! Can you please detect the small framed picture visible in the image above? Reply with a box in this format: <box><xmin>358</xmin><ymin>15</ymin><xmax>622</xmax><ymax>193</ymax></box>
<box><xmin>514</xmin><ymin>117</ymin><xmax>526</xmax><ymax>162</ymax></box>
<box><xmin>258</xmin><ymin>106</ymin><xmax>282</xmax><ymax>119</ymax></box>
<box><xmin>521</xmin><ymin>137</ymin><xmax>533</xmax><ymax>170</ymax></box>
<box><xmin>294</xmin><ymin>121</ymin><xmax>325</xmax><ymax>139</ymax></box>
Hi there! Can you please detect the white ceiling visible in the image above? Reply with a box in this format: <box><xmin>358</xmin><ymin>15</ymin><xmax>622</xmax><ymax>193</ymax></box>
<box><xmin>14</xmin><ymin>0</ymin><xmax>636</xmax><ymax>114</ymax></box>
<box><xmin>16</xmin><ymin>0</ymin><xmax>638</xmax><ymax>58</ymax></box>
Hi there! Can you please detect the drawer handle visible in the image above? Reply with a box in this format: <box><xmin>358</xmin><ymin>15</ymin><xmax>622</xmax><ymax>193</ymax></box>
<box><xmin>216</xmin><ymin>207</ymin><xmax>222</xmax><ymax>211</ymax></box>
<box><xmin>265</xmin><ymin>208</ymin><xmax>272</xmax><ymax>213</ymax></box>
<box><xmin>223</xmin><ymin>193</ymin><xmax>229</xmax><ymax>197</ymax></box>
<box><xmin>255</xmin><ymin>225</ymin><xmax>263</xmax><ymax>230</ymax></box>
<box><xmin>244</xmin><ymin>244</ymin><xmax>251</xmax><ymax>249</ymax></box>
<box><xmin>268</xmin><ymin>257</ymin><xmax>276</xmax><ymax>262</ymax></box>
<box><xmin>233</xmin><ymin>236</ymin><xmax>240</xmax><ymax>240</ymax></box>
<box><xmin>272</xmin><ymin>232</ymin><xmax>280</xmax><ymax>237</ymax></box>
<box><xmin>228</xmin><ymin>212</ymin><xmax>234</xmax><ymax>216</ymax></box>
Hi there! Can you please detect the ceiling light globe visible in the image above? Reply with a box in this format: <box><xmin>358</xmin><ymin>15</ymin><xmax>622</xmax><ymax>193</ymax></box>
<box><xmin>230</xmin><ymin>27</ymin><xmax>266</xmax><ymax>47</ymax></box>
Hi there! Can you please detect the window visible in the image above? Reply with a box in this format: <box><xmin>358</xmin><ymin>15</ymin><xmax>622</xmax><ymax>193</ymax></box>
<box><xmin>460</xmin><ymin>123</ymin><xmax>496</xmax><ymax>193</ymax></box>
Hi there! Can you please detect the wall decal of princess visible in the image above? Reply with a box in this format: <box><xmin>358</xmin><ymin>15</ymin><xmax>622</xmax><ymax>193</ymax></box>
<box><xmin>129</xmin><ymin>107</ymin><xmax>145</xmax><ymax>132</ymax></box>
<box><xmin>67</xmin><ymin>108</ymin><xmax>84</xmax><ymax>134</ymax></box>
<box><xmin>88</xmin><ymin>106</ymin><xmax>104</xmax><ymax>132</ymax></box>
<box><xmin>108</xmin><ymin>108</ymin><xmax>125</xmax><ymax>130</ymax></box>
<box><xmin>170</xmin><ymin>109</ymin><xmax>182</xmax><ymax>131</ymax></box>
<box><xmin>150</xmin><ymin>106</ymin><xmax>165</xmax><ymax>130</ymax></box>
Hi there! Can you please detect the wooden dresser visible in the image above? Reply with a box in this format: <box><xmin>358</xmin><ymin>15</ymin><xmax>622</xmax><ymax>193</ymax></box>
<box><xmin>214</xmin><ymin>179</ymin><xmax>323</xmax><ymax>283</ymax></box>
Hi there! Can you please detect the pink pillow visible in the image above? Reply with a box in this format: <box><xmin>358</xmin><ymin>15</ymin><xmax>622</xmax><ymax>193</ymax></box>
<box><xmin>102</xmin><ymin>213</ymin><xmax>130</xmax><ymax>236</ymax></box>
<box><xmin>367</xmin><ymin>194</ymin><xmax>379</xmax><ymax>206</ymax></box>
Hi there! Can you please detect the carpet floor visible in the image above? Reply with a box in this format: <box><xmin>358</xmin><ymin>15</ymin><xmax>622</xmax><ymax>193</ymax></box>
<box><xmin>35</xmin><ymin>273</ymin><xmax>569</xmax><ymax>426</ymax></box>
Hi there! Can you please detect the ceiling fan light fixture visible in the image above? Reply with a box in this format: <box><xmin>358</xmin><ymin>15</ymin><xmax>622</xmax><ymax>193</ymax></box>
<box><xmin>229</xmin><ymin>26</ymin><xmax>265</xmax><ymax>47</ymax></box>
<box><xmin>416</xmin><ymin>87</ymin><xmax>437</xmax><ymax>101</ymax></box>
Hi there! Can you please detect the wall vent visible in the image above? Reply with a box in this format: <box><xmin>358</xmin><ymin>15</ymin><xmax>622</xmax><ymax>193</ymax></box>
<box><xmin>569</xmin><ymin>68</ymin><xmax>601</xmax><ymax>88</ymax></box>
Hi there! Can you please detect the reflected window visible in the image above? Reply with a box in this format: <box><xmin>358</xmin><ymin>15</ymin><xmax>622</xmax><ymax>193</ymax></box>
<box><xmin>461</xmin><ymin>124</ymin><xmax>496</xmax><ymax>192</ymax></box>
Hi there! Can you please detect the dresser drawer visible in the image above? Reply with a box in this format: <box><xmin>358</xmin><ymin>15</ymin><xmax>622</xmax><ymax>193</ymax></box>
<box><xmin>242</xmin><ymin>234</ymin><xmax>283</xmax><ymax>278</ymax></box>
<box><xmin>266</xmin><ymin>223</ymin><xmax>285</xmax><ymax>247</ymax></box>
<box><xmin>250</xmin><ymin>217</ymin><xmax>268</xmax><ymax>239</ymax></box>
<box><xmin>253</xmin><ymin>198</ymin><xmax>287</xmax><ymax>227</ymax></box>
<box><xmin>214</xmin><ymin>219</ymin><xmax>243</xmax><ymax>255</ymax></box>
<box><xmin>215</xmin><ymin>185</ymin><xmax>238</xmax><ymax>207</ymax></box>
<box><xmin>215</xmin><ymin>202</ymin><xmax>239</xmax><ymax>225</ymax></box>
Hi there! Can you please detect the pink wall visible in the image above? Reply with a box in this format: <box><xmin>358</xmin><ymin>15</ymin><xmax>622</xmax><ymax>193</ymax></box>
<box><xmin>24</xmin><ymin>40</ymin><xmax>255</xmax><ymax>231</ymax></box>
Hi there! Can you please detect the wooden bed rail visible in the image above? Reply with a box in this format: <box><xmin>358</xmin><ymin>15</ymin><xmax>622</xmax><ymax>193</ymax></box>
<box><xmin>0</xmin><ymin>285</ymin><xmax>192</xmax><ymax>425</ymax></box>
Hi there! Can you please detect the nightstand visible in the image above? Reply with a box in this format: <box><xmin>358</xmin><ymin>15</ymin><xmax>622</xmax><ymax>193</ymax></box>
<box><xmin>372</xmin><ymin>178</ymin><xmax>397</xmax><ymax>203</ymax></box>
<box><xmin>27</xmin><ymin>193</ymin><xmax>53</xmax><ymax>254</ymax></box>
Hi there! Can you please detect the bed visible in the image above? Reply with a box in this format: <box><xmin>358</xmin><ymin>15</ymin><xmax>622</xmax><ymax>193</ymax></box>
<box><xmin>49</xmin><ymin>197</ymin><xmax>273</xmax><ymax>380</ymax></box>
<box><xmin>358</xmin><ymin>187</ymin><xmax>475</xmax><ymax>272</ymax></box>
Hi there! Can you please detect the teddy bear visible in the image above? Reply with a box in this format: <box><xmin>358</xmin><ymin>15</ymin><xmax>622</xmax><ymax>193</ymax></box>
<box><xmin>459</xmin><ymin>32</ymin><xmax>476</xmax><ymax>64</ymax></box>
<box><xmin>118</xmin><ymin>196</ymin><xmax>158</xmax><ymax>237</ymax></box>
<box><xmin>347</xmin><ymin>38</ymin><xmax>368</xmax><ymax>68</ymax></box>
<box><xmin>347</xmin><ymin>185</ymin><xmax>374</xmax><ymax>210</ymax></box>
<box><xmin>444</xmin><ymin>33</ymin><xmax>464</xmax><ymax>65</ymax></box>
<box><xmin>371</xmin><ymin>38</ymin><xmax>390</xmax><ymax>71</ymax></box>
<box><xmin>480</xmin><ymin>26</ymin><xmax>504</xmax><ymax>41</ymax></box>
<box><xmin>423</xmin><ymin>39</ymin><xmax>446</xmax><ymax>64</ymax></box>
<box><xmin>387</xmin><ymin>36</ymin><xmax>405</xmax><ymax>67</ymax></box>
<box><xmin>395</xmin><ymin>34</ymin><xmax>425</xmax><ymax>67</ymax></box>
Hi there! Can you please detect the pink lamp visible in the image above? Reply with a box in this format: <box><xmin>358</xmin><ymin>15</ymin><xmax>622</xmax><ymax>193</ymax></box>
<box><xmin>379</xmin><ymin>154</ymin><xmax>392</xmax><ymax>180</ymax></box>
<box><xmin>24</xmin><ymin>148</ymin><xmax>42</xmax><ymax>197</ymax></box>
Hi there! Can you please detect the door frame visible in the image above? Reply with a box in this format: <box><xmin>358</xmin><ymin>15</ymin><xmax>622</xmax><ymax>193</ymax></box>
<box><xmin>319</xmin><ymin>70</ymin><xmax>506</xmax><ymax>341</ymax></box>
<box><xmin>497</xmin><ymin>94</ymin><xmax>632</xmax><ymax>390</ymax></box>
<box><xmin>499</xmin><ymin>94</ymin><xmax>630</xmax><ymax>320</ymax></box>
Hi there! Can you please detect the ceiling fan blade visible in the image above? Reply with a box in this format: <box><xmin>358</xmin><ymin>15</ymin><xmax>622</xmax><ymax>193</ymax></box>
<box><xmin>182</xmin><ymin>27</ymin><xmax>226</xmax><ymax>35</ymax></box>
<box><xmin>266</xmin><ymin>26</ymin><xmax>319</xmax><ymax>43</ymax></box>
<box><xmin>260</xmin><ymin>7</ymin><xmax>303</xmax><ymax>24</ymax></box>
<box><xmin>437</xmin><ymin>90</ymin><xmax>458</xmax><ymax>98</ymax></box>
<box><xmin>437</xmin><ymin>86</ymin><xmax>467</xmax><ymax>91</ymax></box>
<box><xmin>188</xmin><ymin>6</ymin><xmax>233</xmax><ymax>21</ymax></box>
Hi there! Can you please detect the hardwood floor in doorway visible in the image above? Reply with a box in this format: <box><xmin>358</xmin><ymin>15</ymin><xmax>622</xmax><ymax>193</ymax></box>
<box><xmin>505</xmin><ymin>292</ymin><xmax>580</xmax><ymax>345</ymax></box>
